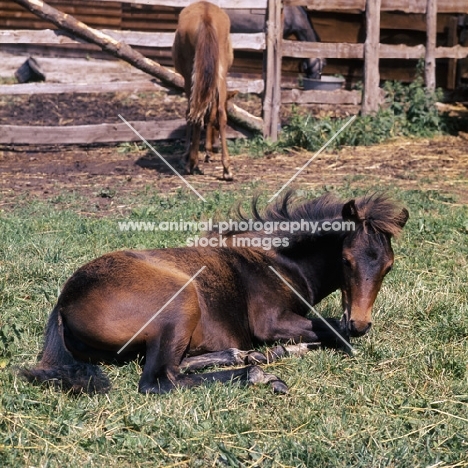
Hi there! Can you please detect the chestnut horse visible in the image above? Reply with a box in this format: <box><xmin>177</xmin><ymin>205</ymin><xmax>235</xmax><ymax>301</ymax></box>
<box><xmin>20</xmin><ymin>193</ymin><xmax>408</xmax><ymax>394</ymax></box>
<box><xmin>172</xmin><ymin>1</ymin><xmax>234</xmax><ymax>180</ymax></box>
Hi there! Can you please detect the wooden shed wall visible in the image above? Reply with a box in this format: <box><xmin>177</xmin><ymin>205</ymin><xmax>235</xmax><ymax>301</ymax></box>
<box><xmin>0</xmin><ymin>0</ymin><xmax>464</xmax><ymax>86</ymax></box>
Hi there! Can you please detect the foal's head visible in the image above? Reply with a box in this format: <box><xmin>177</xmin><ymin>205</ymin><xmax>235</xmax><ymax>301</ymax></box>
<box><xmin>339</xmin><ymin>196</ymin><xmax>409</xmax><ymax>337</ymax></box>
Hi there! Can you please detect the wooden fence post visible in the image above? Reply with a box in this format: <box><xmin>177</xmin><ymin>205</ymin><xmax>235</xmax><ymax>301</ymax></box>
<box><xmin>446</xmin><ymin>16</ymin><xmax>459</xmax><ymax>90</ymax></box>
<box><xmin>361</xmin><ymin>0</ymin><xmax>381</xmax><ymax>115</ymax></box>
<box><xmin>425</xmin><ymin>0</ymin><xmax>437</xmax><ymax>90</ymax></box>
<box><xmin>263</xmin><ymin>0</ymin><xmax>283</xmax><ymax>140</ymax></box>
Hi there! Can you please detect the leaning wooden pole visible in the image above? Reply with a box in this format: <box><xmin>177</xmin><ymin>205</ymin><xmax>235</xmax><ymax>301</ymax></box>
<box><xmin>11</xmin><ymin>0</ymin><xmax>262</xmax><ymax>133</ymax></box>
<box><xmin>361</xmin><ymin>0</ymin><xmax>381</xmax><ymax>115</ymax></box>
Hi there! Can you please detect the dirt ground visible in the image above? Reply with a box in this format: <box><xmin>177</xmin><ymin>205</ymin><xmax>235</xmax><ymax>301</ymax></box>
<box><xmin>1</xmin><ymin>91</ymin><xmax>467</xmax><ymax>214</ymax></box>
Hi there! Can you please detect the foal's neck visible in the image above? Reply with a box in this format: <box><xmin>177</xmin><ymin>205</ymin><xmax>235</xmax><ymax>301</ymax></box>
<box><xmin>275</xmin><ymin>235</ymin><xmax>343</xmax><ymax>306</ymax></box>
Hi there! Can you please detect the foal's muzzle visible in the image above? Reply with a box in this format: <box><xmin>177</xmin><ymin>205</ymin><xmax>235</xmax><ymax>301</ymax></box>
<box><xmin>349</xmin><ymin>320</ymin><xmax>372</xmax><ymax>337</ymax></box>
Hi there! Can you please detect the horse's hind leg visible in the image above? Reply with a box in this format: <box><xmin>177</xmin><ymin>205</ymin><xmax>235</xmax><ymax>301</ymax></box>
<box><xmin>217</xmin><ymin>90</ymin><xmax>233</xmax><ymax>181</ymax></box>
<box><xmin>186</xmin><ymin>122</ymin><xmax>203</xmax><ymax>175</ymax></box>
<box><xmin>219</xmin><ymin>114</ymin><xmax>232</xmax><ymax>180</ymax></box>
<box><xmin>205</xmin><ymin>115</ymin><xmax>217</xmax><ymax>162</ymax></box>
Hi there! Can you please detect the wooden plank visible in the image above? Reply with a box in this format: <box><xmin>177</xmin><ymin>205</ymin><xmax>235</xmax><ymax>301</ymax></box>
<box><xmin>0</xmin><ymin>15</ymin><xmax>121</xmax><ymax>28</ymax></box>
<box><xmin>0</xmin><ymin>80</ymin><xmax>164</xmax><ymax>95</ymax></box>
<box><xmin>0</xmin><ymin>78</ymin><xmax>264</xmax><ymax>95</ymax></box>
<box><xmin>286</xmin><ymin>0</ymin><xmax>468</xmax><ymax>13</ymax></box>
<box><xmin>0</xmin><ymin>0</ymin><xmax>121</xmax><ymax>11</ymax></box>
<box><xmin>425</xmin><ymin>0</ymin><xmax>437</xmax><ymax>89</ymax></box>
<box><xmin>435</xmin><ymin>45</ymin><xmax>468</xmax><ymax>59</ymax></box>
<box><xmin>379</xmin><ymin>43</ymin><xmax>425</xmax><ymax>59</ymax></box>
<box><xmin>282</xmin><ymin>41</ymin><xmax>364</xmax><ymax>59</ymax></box>
<box><xmin>0</xmin><ymin>29</ymin><xmax>266</xmax><ymax>50</ymax></box>
<box><xmin>0</xmin><ymin>120</ymin><xmax>247</xmax><ymax>145</ymax></box>
<box><xmin>362</xmin><ymin>0</ymin><xmax>381</xmax><ymax>115</ymax></box>
<box><xmin>95</xmin><ymin>0</ymin><xmax>268</xmax><ymax>8</ymax></box>
<box><xmin>271</xmin><ymin>40</ymin><xmax>467</xmax><ymax>60</ymax></box>
<box><xmin>281</xmin><ymin>89</ymin><xmax>362</xmax><ymax>105</ymax></box>
<box><xmin>227</xmin><ymin>77</ymin><xmax>264</xmax><ymax>94</ymax></box>
<box><xmin>380</xmin><ymin>12</ymin><xmax>449</xmax><ymax>32</ymax></box>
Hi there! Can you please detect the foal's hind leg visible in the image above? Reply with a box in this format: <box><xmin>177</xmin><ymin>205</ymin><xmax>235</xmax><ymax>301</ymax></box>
<box><xmin>141</xmin><ymin>342</ymin><xmax>288</xmax><ymax>394</ymax></box>
<box><xmin>154</xmin><ymin>366</ymin><xmax>288</xmax><ymax>394</ymax></box>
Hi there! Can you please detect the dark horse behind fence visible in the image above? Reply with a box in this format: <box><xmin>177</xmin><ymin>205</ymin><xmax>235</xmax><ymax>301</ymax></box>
<box><xmin>227</xmin><ymin>6</ymin><xmax>325</xmax><ymax>78</ymax></box>
<box><xmin>172</xmin><ymin>1</ymin><xmax>234</xmax><ymax>180</ymax></box>
<box><xmin>20</xmin><ymin>192</ymin><xmax>408</xmax><ymax>395</ymax></box>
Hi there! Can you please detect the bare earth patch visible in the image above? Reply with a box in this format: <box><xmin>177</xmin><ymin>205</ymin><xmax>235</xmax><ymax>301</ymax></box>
<box><xmin>0</xmin><ymin>91</ymin><xmax>467</xmax><ymax>213</ymax></box>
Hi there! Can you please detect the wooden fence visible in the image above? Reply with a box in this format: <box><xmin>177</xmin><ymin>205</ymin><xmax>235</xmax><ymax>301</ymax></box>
<box><xmin>0</xmin><ymin>0</ymin><xmax>468</xmax><ymax>144</ymax></box>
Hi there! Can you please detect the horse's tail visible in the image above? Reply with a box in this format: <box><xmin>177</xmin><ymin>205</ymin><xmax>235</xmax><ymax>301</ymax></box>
<box><xmin>188</xmin><ymin>19</ymin><xmax>219</xmax><ymax>124</ymax></box>
<box><xmin>19</xmin><ymin>305</ymin><xmax>110</xmax><ymax>394</ymax></box>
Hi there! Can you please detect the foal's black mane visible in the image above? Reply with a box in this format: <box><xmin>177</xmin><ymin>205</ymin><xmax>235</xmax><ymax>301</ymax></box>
<box><xmin>216</xmin><ymin>191</ymin><xmax>407</xmax><ymax>238</ymax></box>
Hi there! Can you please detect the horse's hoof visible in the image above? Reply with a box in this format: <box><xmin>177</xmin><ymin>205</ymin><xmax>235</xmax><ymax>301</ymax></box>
<box><xmin>139</xmin><ymin>382</ymin><xmax>172</xmax><ymax>394</ymax></box>
<box><xmin>190</xmin><ymin>167</ymin><xmax>204</xmax><ymax>176</ymax></box>
<box><xmin>270</xmin><ymin>379</ymin><xmax>289</xmax><ymax>395</ymax></box>
<box><xmin>223</xmin><ymin>171</ymin><xmax>233</xmax><ymax>181</ymax></box>
<box><xmin>204</xmin><ymin>154</ymin><xmax>212</xmax><ymax>163</ymax></box>
<box><xmin>247</xmin><ymin>351</ymin><xmax>268</xmax><ymax>365</ymax></box>
<box><xmin>248</xmin><ymin>366</ymin><xmax>288</xmax><ymax>394</ymax></box>
<box><xmin>266</xmin><ymin>345</ymin><xmax>287</xmax><ymax>362</ymax></box>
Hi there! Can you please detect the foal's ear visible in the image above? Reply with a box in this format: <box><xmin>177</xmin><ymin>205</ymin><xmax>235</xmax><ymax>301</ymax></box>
<box><xmin>342</xmin><ymin>199</ymin><xmax>359</xmax><ymax>221</ymax></box>
<box><xmin>396</xmin><ymin>208</ymin><xmax>409</xmax><ymax>228</ymax></box>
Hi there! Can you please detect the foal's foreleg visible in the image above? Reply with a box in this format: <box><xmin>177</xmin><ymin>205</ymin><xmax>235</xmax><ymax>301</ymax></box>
<box><xmin>265</xmin><ymin>312</ymin><xmax>351</xmax><ymax>352</ymax></box>
<box><xmin>180</xmin><ymin>348</ymin><xmax>248</xmax><ymax>372</ymax></box>
<box><xmin>180</xmin><ymin>342</ymin><xmax>321</xmax><ymax>372</ymax></box>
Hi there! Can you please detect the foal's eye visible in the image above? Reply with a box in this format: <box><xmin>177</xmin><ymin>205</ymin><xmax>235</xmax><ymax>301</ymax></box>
<box><xmin>342</xmin><ymin>257</ymin><xmax>352</xmax><ymax>268</ymax></box>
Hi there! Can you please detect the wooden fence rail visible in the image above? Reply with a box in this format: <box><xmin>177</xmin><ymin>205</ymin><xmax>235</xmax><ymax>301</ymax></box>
<box><xmin>0</xmin><ymin>0</ymin><xmax>468</xmax><ymax>144</ymax></box>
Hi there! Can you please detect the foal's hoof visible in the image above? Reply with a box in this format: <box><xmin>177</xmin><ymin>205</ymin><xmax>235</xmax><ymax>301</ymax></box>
<box><xmin>266</xmin><ymin>345</ymin><xmax>287</xmax><ymax>362</ymax></box>
<box><xmin>247</xmin><ymin>366</ymin><xmax>288</xmax><ymax>394</ymax></box>
<box><xmin>246</xmin><ymin>351</ymin><xmax>268</xmax><ymax>365</ymax></box>
<box><xmin>270</xmin><ymin>379</ymin><xmax>289</xmax><ymax>395</ymax></box>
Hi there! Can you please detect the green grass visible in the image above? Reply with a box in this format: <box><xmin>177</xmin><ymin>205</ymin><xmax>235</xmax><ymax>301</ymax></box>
<box><xmin>1</xmin><ymin>187</ymin><xmax>467</xmax><ymax>467</ymax></box>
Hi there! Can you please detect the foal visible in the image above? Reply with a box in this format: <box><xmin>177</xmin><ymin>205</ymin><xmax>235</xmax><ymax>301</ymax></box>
<box><xmin>172</xmin><ymin>1</ymin><xmax>234</xmax><ymax>180</ymax></box>
<box><xmin>20</xmin><ymin>192</ymin><xmax>408</xmax><ymax>395</ymax></box>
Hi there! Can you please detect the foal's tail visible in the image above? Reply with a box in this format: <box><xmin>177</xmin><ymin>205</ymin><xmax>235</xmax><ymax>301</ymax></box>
<box><xmin>188</xmin><ymin>19</ymin><xmax>219</xmax><ymax>124</ymax></box>
<box><xmin>19</xmin><ymin>305</ymin><xmax>110</xmax><ymax>394</ymax></box>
